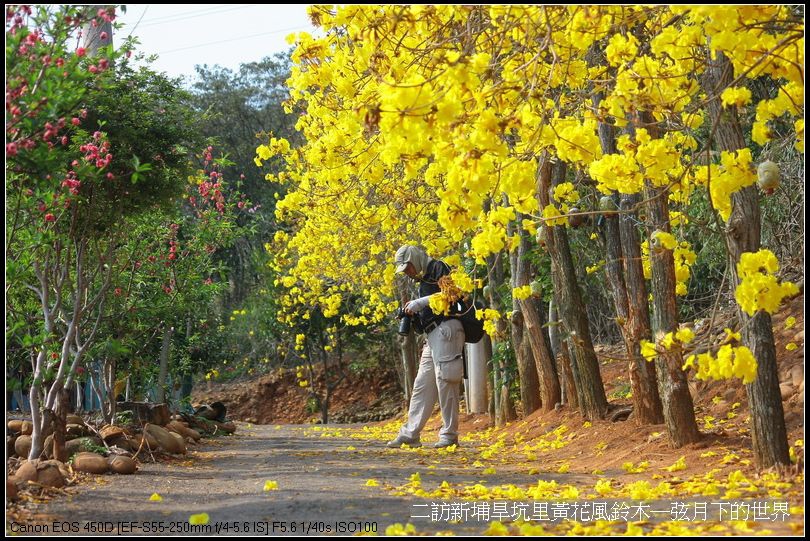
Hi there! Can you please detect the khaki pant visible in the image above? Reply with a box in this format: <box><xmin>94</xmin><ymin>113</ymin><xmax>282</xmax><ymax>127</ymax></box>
<box><xmin>399</xmin><ymin>318</ymin><xmax>465</xmax><ymax>442</ymax></box>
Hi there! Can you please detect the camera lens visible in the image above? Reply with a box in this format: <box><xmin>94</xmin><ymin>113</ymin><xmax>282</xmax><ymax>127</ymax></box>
<box><xmin>398</xmin><ymin>314</ymin><xmax>411</xmax><ymax>336</ymax></box>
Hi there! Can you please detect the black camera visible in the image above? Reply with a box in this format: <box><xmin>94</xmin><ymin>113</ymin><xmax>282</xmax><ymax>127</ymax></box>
<box><xmin>396</xmin><ymin>307</ymin><xmax>412</xmax><ymax>336</ymax></box>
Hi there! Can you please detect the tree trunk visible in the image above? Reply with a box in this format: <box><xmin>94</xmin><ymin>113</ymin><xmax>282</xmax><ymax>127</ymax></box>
<box><xmin>559</xmin><ymin>339</ymin><xmax>578</xmax><ymax>409</ymax></box>
<box><xmin>510</xmin><ymin>309</ymin><xmax>541</xmax><ymax>414</ymax></box>
<box><xmin>52</xmin><ymin>389</ymin><xmax>69</xmax><ymax>462</ymax></box>
<box><xmin>156</xmin><ymin>325</ymin><xmax>174</xmax><ymax>404</ymax></box>
<box><xmin>704</xmin><ymin>52</ymin><xmax>789</xmax><ymax>467</ymax></box>
<box><xmin>536</xmin><ymin>155</ymin><xmax>608</xmax><ymax>420</ymax></box>
<box><xmin>513</xmin><ymin>219</ymin><xmax>561</xmax><ymax>410</ymax></box>
<box><xmin>636</xmin><ymin>113</ymin><xmax>701</xmax><ymax>447</ymax></box>
<box><xmin>486</xmin><ymin>250</ymin><xmax>515</xmax><ymax>425</ymax></box>
<box><xmin>509</xmin><ymin>222</ymin><xmax>542</xmax><ymax>415</ymax></box>
<box><xmin>595</xmin><ymin>108</ymin><xmax>664</xmax><ymax>425</ymax></box>
<box><xmin>619</xmin><ymin>194</ymin><xmax>664</xmax><ymax>425</ymax></box>
<box><xmin>518</xmin><ymin>297</ymin><xmax>560</xmax><ymax>410</ymax></box>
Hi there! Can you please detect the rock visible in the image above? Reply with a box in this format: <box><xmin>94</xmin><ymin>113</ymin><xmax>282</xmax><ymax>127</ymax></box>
<box><xmin>66</xmin><ymin>424</ymin><xmax>87</xmax><ymax>437</ymax></box>
<box><xmin>791</xmin><ymin>365</ymin><xmax>804</xmax><ymax>388</ymax></box>
<box><xmin>14</xmin><ymin>435</ymin><xmax>32</xmax><ymax>458</ymax></box>
<box><xmin>20</xmin><ymin>421</ymin><xmax>33</xmax><ymax>436</ymax></box>
<box><xmin>66</xmin><ymin>414</ymin><xmax>84</xmax><ymax>425</ymax></box>
<box><xmin>100</xmin><ymin>425</ymin><xmax>127</xmax><ymax>442</ymax></box>
<box><xmin>8</xmin><ymin>420</ymin><xmax>25</xmax><ymax>433</ymax></box>
<box><xmin>72</xmin><ymin>452</ymin><xmax>109</xmax><ymax>474</ymax></box>
<box><xmin>168</xmin><ymin>432</ymin><xmax>187</xmax><ymax>455</ymax></box>
<box><xmin>7</xmin><ymin>478</ymin><xmax>17</xmax><ymax>500</ymax></box>
<box><xmin>65</xmin><ymin>437</ymin><xmax>103</xmax><ymax>457</ymax></box>
<box><xmin>107</xmin><ymin>435</ymin><xmax>136</xmax><ymax>452</ymax></box>
<box><xmin>15</xmin><ymin>461</ymin><xmax>38</xmax><ymax>484</ymax></box>
<box><xmin>8</xmin><ymin>435</ymin><xmax>17</xmax><ymax>458</ymax></box>
<box><xmin>36</xmin><ymin>460</ymin><xmax>66</xmax><ymax>488</ymax></box>
<box><xmin>213</xmin><ymin>421</ymin><xmax>236</xmax><ymax>434</ymax></box>
<box><xmin>167</xmin><ymin>421</ymin><xmax>201</xmax><ymax>441</ymax></box>
<box><xmin>780</xmin><ymin>382</ymin><xmax>794</xmax><ymax>401</ymax></box>
<box><xmin>144</xmin><ymin>424</ymin><xmax>184</xmax><ymax>454</ymax></box>
<box><xmin>108</xmin><ymin>455</ymin><xmax>137</xmax><ymax>475</ymax></box>
<box><xmin>132</xmin><ymin>431</ymin><xmax>160</xmax><ymax>452</ymax></box>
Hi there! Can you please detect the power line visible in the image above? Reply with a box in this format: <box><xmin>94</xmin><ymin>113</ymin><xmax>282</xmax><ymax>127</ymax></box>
<box><xmin>157</xmin><ymin>26</ymin><xmax>306</xmax><ymax>55</ymax></box>
<box><xmin>134</xmin><ymin>5</ymin><xmax>255</xmax><ymax>28</ymax></box>
<box><xmin>125</xmin><ymin>5</ymin><xmax>149</xmax><ymax>40</ymax></box>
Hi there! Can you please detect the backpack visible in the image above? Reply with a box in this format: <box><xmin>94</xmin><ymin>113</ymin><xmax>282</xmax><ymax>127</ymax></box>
<box><xmin>452</xmin><ymin>298</ymin><xmax>486</xmax><ymax>344</ymax></box>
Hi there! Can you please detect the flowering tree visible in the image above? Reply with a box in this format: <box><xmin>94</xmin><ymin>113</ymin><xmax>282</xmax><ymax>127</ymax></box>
<box><xmin>256</xmin><ymin>6</ymin><xmax>802</xmax><ymax>464</ymax></box>
<box><xmin>5</xmin><ymin>6</ymin><xmax>248</xmax><ymax>459</ymax></box>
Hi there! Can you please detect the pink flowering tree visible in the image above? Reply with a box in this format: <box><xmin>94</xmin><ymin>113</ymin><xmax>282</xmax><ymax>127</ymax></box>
<box><xmin>5</xmin><ymin>6</ymin><xmax>247</xmax><ymax>459</ymax></box>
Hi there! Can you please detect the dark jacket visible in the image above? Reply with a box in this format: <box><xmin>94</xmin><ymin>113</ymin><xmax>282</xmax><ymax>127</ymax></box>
<box><xmin>414</xmin><ymin>259</ymin><xmax>451</xmax><ymax>333</ymax></box>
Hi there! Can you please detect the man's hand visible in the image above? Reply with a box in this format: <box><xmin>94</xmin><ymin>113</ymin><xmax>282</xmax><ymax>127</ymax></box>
<box><xmin>404</xmin><ymin>296</ymin><xmax>430</xmax><ymax>315</ymax></box>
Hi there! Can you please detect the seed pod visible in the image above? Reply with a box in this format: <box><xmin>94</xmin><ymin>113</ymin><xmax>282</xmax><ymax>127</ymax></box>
<box><xmin>756</xmin><ymin>160</ymin><xmax>780</xmax><ymax>194</ymax></box>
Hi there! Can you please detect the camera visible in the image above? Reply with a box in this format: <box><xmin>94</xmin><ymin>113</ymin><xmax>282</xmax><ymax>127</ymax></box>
<box><xmin>396</xmin><ymin>307</ymin><xmax>412</xmax><ymax>336</ymax></box>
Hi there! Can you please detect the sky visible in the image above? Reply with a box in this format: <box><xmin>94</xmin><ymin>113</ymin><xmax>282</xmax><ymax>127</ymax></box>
<box><xmin>115</xmin><ymin>4</ymin><xmax>317</xmax><ymax>83</ymax></box>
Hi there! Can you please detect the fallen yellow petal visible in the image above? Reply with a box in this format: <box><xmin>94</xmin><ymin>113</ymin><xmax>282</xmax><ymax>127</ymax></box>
<box><xmin>189</xmin><ymin>513</ymin><xmax>209</xmax><ymax>525</ymax></box>
<box><xmin>264</xmin><ymin>480</ymin><xmax>279</xmax><ymax>491</ymax></box>
<box><xmin>365</xmin><ymin>479</ymin><xmax>379</xmax><ymax>487</ymax></box>
<box><xmin>149</xmin><ymin>493</ymin><xmax>162</xmax><ymax>502</ymax></box>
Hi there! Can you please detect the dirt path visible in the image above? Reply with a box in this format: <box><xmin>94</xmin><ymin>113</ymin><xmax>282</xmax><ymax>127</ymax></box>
<box><xmin>31</xmin><ymin>424</ymin><xmax>504</xmax><ymax>536</ymax></box>
<box><xmin>18</xmin><ymin>417</ymin><xmax>804</xmax><ymax>536</ymax></box>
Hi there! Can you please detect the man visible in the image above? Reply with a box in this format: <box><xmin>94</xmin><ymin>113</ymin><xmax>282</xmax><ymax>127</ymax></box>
<box><xmin>387</xmin><ymin>245</ymin><xmax>465</xmax><ymax>449</ymax></box>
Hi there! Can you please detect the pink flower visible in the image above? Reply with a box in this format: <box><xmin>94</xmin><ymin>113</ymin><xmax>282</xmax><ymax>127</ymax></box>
<box><xmin>6</xmin><ymin>142</ymin><xmax>18</xmax><ymax>156</ymax></box>
<box><xmin>44</xmin><ymin>213</ymin><xmax>56</xmax><ymax>222</ymax></box>
<box><xmin>76</xmin><ymin>47</ymin><xmax>86</xmax><ymax>57</ymax></box>
<box><xmin>88</xmin><ymin>65</ymin><xmax>98</xmax><ymax>74</ymax></box>
<box><xmin>71</xmin><ymin>117</ymin><xmax>80</xmax><ymax>126</ymax></box>
<box><xmin>100</xmin><ymin>32</ymin><xmax>108</xmax><ymax>40</ymax></box>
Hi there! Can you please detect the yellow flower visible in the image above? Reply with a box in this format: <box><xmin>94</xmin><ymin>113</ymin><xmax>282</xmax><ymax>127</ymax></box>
<box><xmin>189</xmin><ymin>513</ymin><xmax>209</xmax><ymax>525</ymax></box>
<box><xmin>594</xmin><ymin>479</ymin><xmax>612</xmax><ymax>496</ymax></box>
<box><xmin>664</xmin><ymin>456</ymin><xmax>687</xmax><ymax>472</ymax></box>
<box><xmin>785</xmin><ymin>316</ymin><xmax>797</xmax><ymax>329</ymax></box>
<box><xmin>149</xmin><ymin>493</ymin><xmax>163</xmax><ymax>502</ymax></box>
<box><xmin>484</xmin><ymin>521</ymin><xmax>509</xmax><ymax>536</ymax></box>
<box><xmin>365</xmin><ymin>479</ymin><xmax>380</xmax><ymax>487</ymax></box>
<box><xmin>512</xmin><ymin>285</ymin><xmax>532</xmax><ymax>300</ymax></box>
<box><xmin>786</xmin><ymin>342</ymin><xmax>798</xmax><ymax>351</ymax></box>
<box><xmin>720</xmin><ymin>86</ymin><xmax>753</xmax><ymax>108</ymax></box>
<box><xmin>385</xmin><ymin>523</ymin><xmax>416</xmax><ymax>536</ymax></box>
<box><xmin>264</xmin><ymin>480</ymin><xmax>279</xmax><ymax>491</ymax></box>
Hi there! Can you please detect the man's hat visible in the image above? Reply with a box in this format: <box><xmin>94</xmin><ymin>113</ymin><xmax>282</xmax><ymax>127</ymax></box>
<box><xmin>394</xmin><ymin>245</ymin><xmax>410</xmax><ymax>273</ymax></box>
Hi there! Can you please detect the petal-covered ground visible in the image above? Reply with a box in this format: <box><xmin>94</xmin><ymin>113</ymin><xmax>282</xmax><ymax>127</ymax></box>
<box><xmin>20</xmin><ymin>417</ymin><xmax>803</xmax><ymax>536</ymax></box>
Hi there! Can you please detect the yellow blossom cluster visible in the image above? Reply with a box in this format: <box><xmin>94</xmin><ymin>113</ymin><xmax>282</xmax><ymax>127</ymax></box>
<box><xmin>683</xmin><ymin>345</ymin><xmax>758</xmax><ymax>384</ymax></box>
<box><xmin>254</xmin><ymin>5</ymin><xmax>802</xmax><ymax>335</ymax></box>
<box><xmin>735</xmin><ymin>250</ymin><xmax>799</xmax><ymax>316</ymax></box>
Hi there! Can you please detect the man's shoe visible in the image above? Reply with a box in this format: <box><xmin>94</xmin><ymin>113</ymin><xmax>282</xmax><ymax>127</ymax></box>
<box><xmin>386</xmin><ymin>435</ymin><xmax>422</xmax><ymax>448</ymax></box>
<box><xmin>432</xmin><ymin>439</ymin><xmax>459</xmax><ymax>449</ymax></box>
